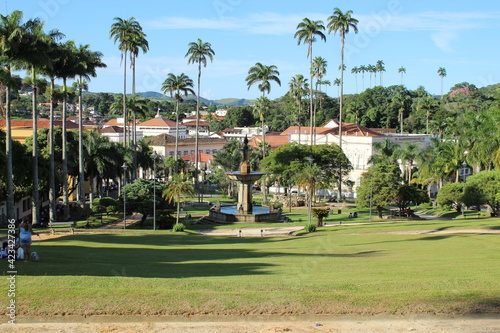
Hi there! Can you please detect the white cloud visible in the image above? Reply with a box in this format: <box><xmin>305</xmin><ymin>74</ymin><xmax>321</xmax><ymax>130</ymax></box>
<box><xmin>145</xmin><ymin>12</ymin><xmax>324</xmax><ymax>36</ymax></box>
<box><xmin>431</xmin><ymin>30</ymin><xmax>459</xmax><ymax>52</ymax></box>
<box><xmin>356</xmin><ymin>11</ymin><xmax>500</xmax><ymax>33</ymax></box>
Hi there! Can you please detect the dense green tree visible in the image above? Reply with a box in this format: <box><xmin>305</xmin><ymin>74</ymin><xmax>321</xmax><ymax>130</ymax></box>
<box><xmin>122</xmin><ymin>178</ymin><xmax>166</xmax><ymax>227</ymax></box>
<box><xmin>463</xmin><ymin>170</ymin><xmax>500</xmax><ymax>216</ymax></box>
<box><xmin>356</xmin><ymin>164</ymin><xmax>402</xmax><ymax>218</ymax></box>
<box><xmin>261</xmin><ymin>143</ymin><xmax>351</xmax><ymax>194</ymax></box>
<box><xmin>393</xmin><ymin>184</ymin><xmax>429</xmax><ymax>214</ymax></box>
<box><xmin>436</xmin><ymin>182</ymin><xmax>465</xmax><ymax>212</ymax></box>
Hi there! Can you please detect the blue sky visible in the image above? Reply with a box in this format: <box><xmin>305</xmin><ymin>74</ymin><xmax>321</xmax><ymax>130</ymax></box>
<box><xmin>10</xmin><ymin>0</ymin><xmax>500</xmax><ymax>100</ymax></box>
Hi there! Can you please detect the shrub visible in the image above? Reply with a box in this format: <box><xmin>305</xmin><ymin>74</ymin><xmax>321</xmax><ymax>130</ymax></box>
<box><xmin>311</xmin><ymin>208</ymin><xmax>329</xmax><ymax>226</ymax></box>
<box><xmin>304</xmin><ymin>224</ymin><xmax>316</xmax><ymax>233</ymax></box>
<box><xmin>172</xmin><ymin>223</ymin><xmax>185</xmax><ymax>232</ymax></box>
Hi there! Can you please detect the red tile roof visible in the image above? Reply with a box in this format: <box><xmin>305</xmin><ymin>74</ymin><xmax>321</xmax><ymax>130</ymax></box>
<box><xmin>249</xmin><ymin>132</ymin><xmax>289</xmax><ymax>150</ymax></box>
<box><xmin>0</xmin><ymin>119</ymin><xmax>79</xmax><ymax>130</ymax></box>
<box><xmin>139</xmin><ymin>117</ymin><xmax>178</xmax><ymax>127</ymax></box>
<box><xmin>101</xmin><ymin>126</ymin><xmax>123</xmax><ymax>133</ymax></box>
<box><xmin>181</xmin><ymin>152</ymin><xmax>213</xmax><ymax>163</ymax></box>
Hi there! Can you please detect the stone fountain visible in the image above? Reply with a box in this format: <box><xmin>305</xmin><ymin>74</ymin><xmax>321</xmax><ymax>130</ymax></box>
<box><xmin>206</xmin><ymin>137</ymin><xmax>281</xmax><ymax>223</ymax></box>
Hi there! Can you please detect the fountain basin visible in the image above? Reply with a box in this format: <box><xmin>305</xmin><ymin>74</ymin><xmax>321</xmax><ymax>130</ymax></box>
<box><xmin>226</xmin><ymin>171</ymin><xmax>265</xmax><ymax>183</ymax></box>
<box><xmin>208</xmin><ymin>205</ymin><xmax>281</xmax><ymax>223</ymax></box>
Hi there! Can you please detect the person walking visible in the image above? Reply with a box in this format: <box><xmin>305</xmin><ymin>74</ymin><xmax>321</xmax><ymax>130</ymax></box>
<box><xmin>19</xmin><ymin>217</ymin><xmax>39</xmax><ymax>262</ymax></box>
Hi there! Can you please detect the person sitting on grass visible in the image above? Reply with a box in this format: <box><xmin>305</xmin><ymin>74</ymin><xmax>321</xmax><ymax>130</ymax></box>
<box><xmin>0</xmin><ymin>241</ymin><xmax>9</xmax><ymax>258</ymax></box>
<box><xmin>348</xmin><ymin>213</ymin><xmax>353</xmax><ymax>218</ymax></box>
<box><xmin>353</xmin><ymin>212</ymin><xmax>358</xmax><ymax>218</ymax></box>
<box><xmin>19</xmin><ymin>217</ymin><xmax>40</xmax><ymax>262</ymax></box>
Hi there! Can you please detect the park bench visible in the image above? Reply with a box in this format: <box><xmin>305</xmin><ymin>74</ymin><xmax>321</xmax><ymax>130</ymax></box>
<box><xmin>49</xmin><ymin>221</ymin><xmax>76</xmax><ymax>234</ymax></box>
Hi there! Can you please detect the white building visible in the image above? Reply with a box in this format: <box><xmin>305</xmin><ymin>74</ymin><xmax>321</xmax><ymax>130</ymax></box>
<box><xmin>252</xmin><ymin>120</ymin><xmax>433</xmax><ymax>198</ymax></box>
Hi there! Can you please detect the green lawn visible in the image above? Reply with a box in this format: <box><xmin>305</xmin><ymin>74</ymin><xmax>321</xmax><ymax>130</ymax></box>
<box><xmin>3</xmin><ymin>217</ymin><xmax>499</xmax><ymax>316</ymax></box>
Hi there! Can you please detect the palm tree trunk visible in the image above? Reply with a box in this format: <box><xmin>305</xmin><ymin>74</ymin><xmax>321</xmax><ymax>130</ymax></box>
<box><xmin>297</xmin><ymin>99</ymin><xmax>301</xmax><ymax>144</ymax></box>
<box><xmin>122</xmin><ymin>50</ymin><xmax>128</xmax><ymax>148</ymax></box>
<box><xmin>132</xmin><ymin>56</ymin><xmax>138</xmax><ymax>180</ymax></box>
<box><xmin>31</xmin><ymin>68</ymin><xmax>40</xmax><ymax>225</ymax></box>
<box><xmin>49</xmin><ymin>78</ymin><xmax>56</xmax><ymax>222</ymax></box>
<box><xmin>195</xmin><ymin>62</ymin><xmax>201</xmax><ymax>202</ymax></box>
<box><xmin>338</xmin><ymin>36</ymin><xmax>345</xmax><ymax>200</ymax></box>
<box><xmin>62</xmin><ymin>78</ymin><xmax>70</xmax><ymax>220</ymax></box>
<box><xmin>174</xmin><ymin>100</ymin><xmax>180</xmax><ymax>174</ymax></box>
<box><xmin>78</xmin><ymin>81</ymin><xmax>85</xmax><ymax>209</ymax></box>
<box><xmin>308</xmin><ymin>41</ymin><xmax>314</xmax><ymax>146</ymax></box>
<box><xmin>5</xmin><ymin>81</ymin><xmax>15</xmax><ymax>220</ymax></box>
<box><xmin>176</xmin><ymin>198</ymin><xmax>180</xmax><ymax>225</ymax></box>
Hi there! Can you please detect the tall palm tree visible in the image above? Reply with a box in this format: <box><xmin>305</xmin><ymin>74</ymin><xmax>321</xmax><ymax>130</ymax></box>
<box><xmin>333</xmin><ymin>78</ymin><xmax>341</xmax><ymax>98</ymax></box>
<box><xmin>312</xmin><ymin>56</ymin><xmax>327</xmax><ymax>143</ymax></box>
<box><xmin>437</xmin><ymin>67</ymin><xmax>446</xmax><ymax>98</ymax></box>
<box><xmin>22</xmin><ymin>19</ymin><xmax>62</xmax><ymax>224</ymax></box>
<box><xmin>0</xmin><ymin>10</ymin><xmax>32</xmax><ymax>220</ymax></box>
<box><xmin>328</xmin><ymin>7</ymin><xmax>358</xmax><ymax>154</ymax></box>
<box><xmin>245</xmin><ymin>62</ymin><xmax>281</xmax><ymax>158</ymax></box>
<box><xmin>358</xmin><ymin>65</ymin><xmax>367</xmax><ymax>91</ymax></box>
<box><xmin>253</xmin><ymin>96</ymin><xmax>271</xmax><ymax>154</ymax></box>
<box><xmin>376</xmin><ymin>60</ymin><xmax>385</xmax><ymax>86</ymax></box>
<box><xmin>163</xmin><ymin>173</ymin><xmax>194</xmax><ymax>225</ymax></box>
<box><xmin>367</xmin><ymin>64</ymin><xmax>375</xmax><ymax>87</ymax></box>
<box><xmin>288</xmin><ymin>74</ymin><xmax>308</xmax><ymax>144</ymax></box>
<box><xmin>398</xmin><ymin>66</ymin><xmax>406</xmax><ymax>85</ymax></box>
<box><xmin>395</xmin><ymin>142</ymin><xmax>421</xmax><ymax>183</ymax></box>
<box><xmin>73</xmin><ymin>44</ymin><xmax>106</xmax><ymax>208</ymax></box>
<box><xmin>55</xmin><ymin>40</ymin><xmax>80</xmax><ymax>219</ymax></box>
<box><xmin>185</xmin><ymin>38</ymin><xmax>215</xmax><ymax>199</ymax></box>
<box><xmin>161</xmin><ymin>73</ymin><xmax>195</xmax><ymax>174</ymax></box>
<box><xmin>83</xmin><ymin>131</ymin><xmax>117</xmax><ymax>208</ymax></box>
<box><xmin>294</xmin><ymin>18</ymin><xmax>326</xmax><ymax>145</ymax></box>
<box><xmin>109</xmin><ymin>17</ymin><xmax>143</xmax><ymax>148</ymax></box>
<box><xmin>368</xmin><ymin>139</ymin><xmax>399</xmax><ymax>165</ymax></box>
<box><xmin>128</xmin><ymin>23</ymin><xmax>148</xmax><ymax>180</ymax></box>
<box><xmin>295</xmin><ymin>161</ymin><xmax>327</xmax><ymax>226</ymax></box>
<box><xmin>351</xmin><ymin>66</ymin><xmax>359</xmax><ymax>93</ymax></box>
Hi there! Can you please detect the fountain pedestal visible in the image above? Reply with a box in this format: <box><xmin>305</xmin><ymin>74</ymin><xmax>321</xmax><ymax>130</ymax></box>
<box><xmin>206</xmin><ymin>137</ymin><xmax>281</xmax><ymax>224</ymax></box>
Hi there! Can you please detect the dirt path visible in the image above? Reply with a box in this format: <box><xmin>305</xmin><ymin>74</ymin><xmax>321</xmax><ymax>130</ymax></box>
<box><xmin>4</xmin><ymin>316</ymin><xmax>500</xmax><ymax>332</ymax></box>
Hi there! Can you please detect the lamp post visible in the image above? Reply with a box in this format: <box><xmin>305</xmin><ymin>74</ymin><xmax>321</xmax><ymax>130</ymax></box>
<box><xmin>122</xmin><ymin>162</ymin><xmax>128</xmax><ymax>229</ymax></box>
<box><xmin>151</xmin><ymin>151</ymin><xmax>157</xmax><ymax>231</ymax></box>
<box><xmin>307</xmin><ymin>156</ymin><xmax>314</xmax><ymax>226</ymax></box>
<box><xmin>369</xmin><ymin>174</ymin><xmax>373</xmax><ymax>220</ymax></box>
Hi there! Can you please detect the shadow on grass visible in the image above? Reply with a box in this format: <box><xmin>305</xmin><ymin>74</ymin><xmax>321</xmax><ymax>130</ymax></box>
<box><xmin>17</xmin><ymin>234</ymin><xmax>382</xmax><ymax>278</ymax></box>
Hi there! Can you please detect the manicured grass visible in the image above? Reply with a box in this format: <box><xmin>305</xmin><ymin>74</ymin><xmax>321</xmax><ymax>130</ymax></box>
<box><xmin>3</xmin><ymin>218</ymin><xmax>499</xmax><ymax>316</ymax></box>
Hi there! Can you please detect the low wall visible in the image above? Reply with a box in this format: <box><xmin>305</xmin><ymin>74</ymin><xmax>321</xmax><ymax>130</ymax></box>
<box><xmin>208</xmin><ymin>210</ymin><xmax>281</xmax><ymax>223</ymax></box>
